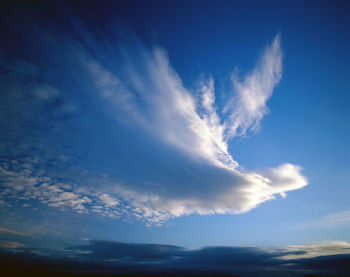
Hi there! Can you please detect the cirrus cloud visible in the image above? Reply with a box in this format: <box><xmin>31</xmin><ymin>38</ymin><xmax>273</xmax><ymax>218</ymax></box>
<box><xmin>0</xmin><ymin>11</ymin><xmax>307</xmax><ymax>224</ymax></box>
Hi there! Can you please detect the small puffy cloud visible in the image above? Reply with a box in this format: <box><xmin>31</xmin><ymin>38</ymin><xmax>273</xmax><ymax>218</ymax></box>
<box><xmin>99</xmin><ymin>194</ymin><xmax>119</xmax><ymax>207</ymax></box>
<box><xmin>49</xmin><ymin>192</ymin><xmax>77</xmax><ymax>202</ymax></box>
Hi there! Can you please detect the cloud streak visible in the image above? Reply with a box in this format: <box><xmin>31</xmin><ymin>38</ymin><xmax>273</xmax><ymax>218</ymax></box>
<box><xmin>296</xmin><ymin>210</ymin><xmax>350</xmax><ymax>228</ymax></box>
<box><xmin>280</xmin><ymin>241</ymin><xmax>350</xmax><ymax>260</ymax></box>
<box><xmin>225</xmin><ymin>35</ymin><xmax>283</xmax><ymax>137</ymax></box>
<box><xmin>0</xmin><ymin>227</ymin><xmax>28</xmax><ymax>236</ymax></box>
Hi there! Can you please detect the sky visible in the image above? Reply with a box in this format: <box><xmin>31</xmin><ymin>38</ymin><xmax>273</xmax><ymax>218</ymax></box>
<box><xmin>0</xmin><ymin>0</ymin><xmax>349</xmax><ymax>276</ymax></box>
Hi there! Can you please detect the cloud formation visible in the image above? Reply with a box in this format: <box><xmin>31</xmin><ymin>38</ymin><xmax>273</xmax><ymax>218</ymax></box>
<box><xmin>1</xmin><ymin>240</ymin><xmax>350</xmax><ymax>276</ymax></box>
<box><xmin>0</xmin><ymin>227</ymin><xmax>28</xmax><ymax>236</ymax></box>
<box><xmin>79</xmin><ymin>33</ymin><xmax>307</xmax><ymax>219</ymax></box>
<box><xmin>225</xmin><ymin>34</ymin><xmax>283</xmax><ymax>137</ymax></box>
<box><xmin>0</xmin><ymin>240</ymin><xmax>25</xmax><ymax>249</ymax></box>
<box><xmin>0</xmin><ymin>8</ymin><xmax>307</xmax><ymax>224</ymax></box>
<box><xmin>296</xmin><ymin>210</ymin><xmax>350</xmax><ymax>228</ymax></box>
<box><xmin>280</xmin><ymin>241</ymin><xmax>350</xmax><ymax>260</ymax></box>
<box><xmin>86</xmin><ymin>35</ymin><xmax>282</xmax><ymax>171</ymax></box>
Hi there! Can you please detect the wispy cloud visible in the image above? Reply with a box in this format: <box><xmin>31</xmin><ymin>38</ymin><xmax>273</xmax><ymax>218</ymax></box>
<box><xmin>80</xmin><ymin>33</ymin><xmax>306</xmax><ymax>219</ymax></box>
<box><xmin>0</xmin><ymin>227</ymin><xmax>28</xmax><ymax>236</ymax></box>
<box><xmin>296</xmin><ymin>210</ymin><xmax>350</xmax><ymax>228</ymax></box>
<box><xmin>0</xmin><ymin>240</ymin><xmax>25</xmax><ymax>249</ymax></box>
<box><xmin>86</xmin><ymin>36</ymin><xmax>282</xmax><ymax>171</ymax></box>
<box><xmin>0</xmin><ymin>11</ymin><xmax>307</xmax><ymax>224</ymax></box>
<box><xmin>225</xmin><ymin>34</ymin><xmax>283</xmax><ymax>137</ymax></box>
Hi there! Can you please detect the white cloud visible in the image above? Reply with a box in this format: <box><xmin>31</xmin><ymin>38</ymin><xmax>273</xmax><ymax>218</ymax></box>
<box><xmin>49</xmin><ymin>192</ymin><xmax>77</xmax><ymax>202</ymax></box>
<box><xmin>81</xmin><ymin>34</ymin><xmax>307</xmax><ymax>219</ymax></box>
<box><xmin>279</xmin><ymin>241</ymin><xmax>350</xmax><ymax>259</ymax></box>
<box><xmin>112</xmin><ymin>163</ymin><xmax>306</xmax><ymax>218</ymax></box>
<box><xmin>99</xmin><ymin>194</ymin><xmax>119</xmax><ymax>207</ymax></box>
<box><xmin>296</xmin><ymin>210</ymin><xmax>350</xmax><ymax>228</ymax></box>
<box><xmin>0</xmin><ymin>30</ymin><xmax>308</xmax><ymax>225</ymax></box>
<box><xmin>321</xmin><ymin>210</ymin><xmax>350</xmax><ymax>225</ymax></box>
<box><xmin>0</xmin><ymin>159</ymin><xmax>118</xmax><ymax>217</ymax></box>
<box><xmin>225</xmin><ymin>34</ymin><xmax>282</xmax><ymax>137</ymax></box>
<box><xmin>85</xmin><ymin>35</ymin><xmax>283</xmax><ymax>172</ymax></box>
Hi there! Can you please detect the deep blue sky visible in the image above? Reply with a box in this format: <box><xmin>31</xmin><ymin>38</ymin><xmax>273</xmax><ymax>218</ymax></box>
<box><xmin>0</xmin><ymin>0</ymin><xmax>349</xmax><ymax>275</ymax></box>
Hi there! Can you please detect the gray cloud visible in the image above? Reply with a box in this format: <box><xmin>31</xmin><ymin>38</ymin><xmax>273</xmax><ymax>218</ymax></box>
<box><xmin>1</xmin><ymin>240</ymin><xmax>350</xmax><ymax>276</ymax></box>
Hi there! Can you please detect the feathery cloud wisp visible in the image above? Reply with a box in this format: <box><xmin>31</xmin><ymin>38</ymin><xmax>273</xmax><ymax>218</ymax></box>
<box><xmin>0</xmin><ymin>227</ymin><xmax>28</xmax><ymax>236</ymax></box>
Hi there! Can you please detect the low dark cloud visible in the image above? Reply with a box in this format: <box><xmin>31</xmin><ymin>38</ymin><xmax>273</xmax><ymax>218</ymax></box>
<box><xmin>67</xmin><ymin>240</ymin><xmax>185</xmax><ymax>262</ymax></box>
<box><xmin>1</xmin><ymin>240</ymin><xmax>350</xmax><ymax>276</ymax></box>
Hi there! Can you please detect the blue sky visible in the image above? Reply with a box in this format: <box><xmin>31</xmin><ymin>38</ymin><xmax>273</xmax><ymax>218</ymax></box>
<box><xmin>0</xmin><ymin>0</ymin><xmax>349</xmax><ymax>275</ymax></box>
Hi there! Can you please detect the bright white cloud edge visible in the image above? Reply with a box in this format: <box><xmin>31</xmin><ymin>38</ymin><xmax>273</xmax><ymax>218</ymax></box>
<box><xmin>278</xmin><ymin>241</ymin><xmax>350</xmax><ymax>260</ymax></box>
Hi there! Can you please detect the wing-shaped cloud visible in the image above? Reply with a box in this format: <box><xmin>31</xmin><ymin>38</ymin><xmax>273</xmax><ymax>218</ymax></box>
<box><xmin>79</xmin><ymin>33</ymin><xmax>307</xmax><ymax>220</ymax></box>
<box><xmin>0</xmin><ymin>11</ymin><xmax>307</xmax><ymax>224</ymax></box>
